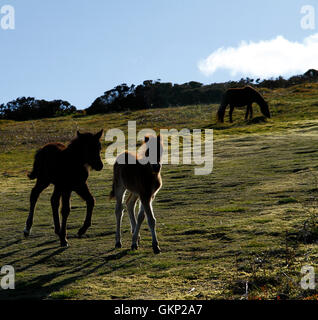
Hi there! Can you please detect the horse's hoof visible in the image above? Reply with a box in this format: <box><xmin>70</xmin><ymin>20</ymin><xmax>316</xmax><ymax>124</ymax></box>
<box><xmin>115</xmin><ymin>242</ymin><xmax>122</xmax><ymax>249</ymax></box>
<box><xmin>23</xmin><ymin>228</ymin><xmax>30</xmax><ymax>238</ymax></box>
<box><xmin>77</xmin><ymin>231</ymin><xmax>84</xmax><ymax>238</ymax></box>
<box><xmin>78</xmin><ymin>227</ymin><xmax>87</xmax><ymax>238</ymax></box>
<box><xmin>60</xmin><ymin>241</ymin><xmax>69</xmax><ymax>248</ymax></box>
<box><xmin>153</xmin><ymin>246</ymin><xmax>161</xmax><ymax>254</ymax></box>
<box><xmin>131</xmin><ymin>243</ymin><xmax>138</xmax><ymax>251</ymax></box>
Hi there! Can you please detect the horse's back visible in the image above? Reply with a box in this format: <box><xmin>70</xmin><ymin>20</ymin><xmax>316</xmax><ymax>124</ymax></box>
<box><xmin>40</xmin><ymin>142</ymin><xmax>65</xmax><ymax>152</ymax></box>
<box><xmin>31</xmin><ymin>143</ymin><xmax>66</xmax><ymax>181</ymax></box>
<box><xmin>113</xmin><ymin>151</ymin><xmax>162</xmax><ymax>197</ymax></box>
<box><xmin>224</xmin><ymin>86</ymin><xmax>256</xmax><ymax>106</ymax></box>
<box><xmin>114</xmin><ymin>151</ymin><xmax>142</xmax><ymax>184</ymax></box>
<box><xmin>36</xmin><ymin>143</ymin><xmax>65</xmax><ymax>162</ymax></box>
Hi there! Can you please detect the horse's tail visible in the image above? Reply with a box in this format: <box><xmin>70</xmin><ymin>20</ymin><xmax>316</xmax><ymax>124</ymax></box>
<box><xmin>217</xmin><ymin>97</ymin><xmax>228</xmax><ymax>123</ymax></box>
<box><xmin>27</xmin><ymin>171</ymin><xmax>37</xmax><ymax>180</ymax></box>
<box><xmin>216</xmin><ymin>90</ymin><xmax>229</xmax><ymax>122</ymax></box>
<box><xmin>27</xmin><ymin>149</ymin><xmax>41</xmax><ymax>180</ymax></box>
<box><xmin>216</xmin><ymin>104</ymin><xmax>226</xmax><ymax>122</ymax></box>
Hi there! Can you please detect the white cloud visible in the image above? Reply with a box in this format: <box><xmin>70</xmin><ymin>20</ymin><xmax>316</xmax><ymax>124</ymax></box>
<box><xmin>198</xmin><ymin>33</ymin><xmax>318</xmax><ymax>79</ymax></box>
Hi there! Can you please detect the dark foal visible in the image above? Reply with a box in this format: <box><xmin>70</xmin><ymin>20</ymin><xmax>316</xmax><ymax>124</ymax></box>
<box><xmin>24</xmin><ymin>130</ymin><xmax>103</xmax><ymax>247</ymax></box>
<box><xmin>110</xmin><ymin>134</ymin><xmax>163</xmax><ymax>254</ymax></box>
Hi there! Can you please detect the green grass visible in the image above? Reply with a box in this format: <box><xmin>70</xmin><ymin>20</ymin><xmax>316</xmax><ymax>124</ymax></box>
<box><xmin>2</xmin><ymin>83</ymin><xmax>318</xmax><ymax>299</ymax></box>
<box><xmin>50</xmin><ymin>289</ymin><xmax>80</xmax><ymax>300</ymax></box>
<box><xmin>215</xmin><ymin>206</ymin><xmax>246</xmax><ymax>213</ymax></box>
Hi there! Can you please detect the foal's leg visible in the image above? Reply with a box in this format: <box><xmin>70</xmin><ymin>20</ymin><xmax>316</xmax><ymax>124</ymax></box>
<box><xmin>131</xmin><ymin>202</ymin><xmax>145</xmax><ymax>250</ymax></box>
<box><xmin>229</xmin><ymin>105</ymin><xmax>234</xmax><ymax>123</ymax></box>
<box><xmin>126</xmin><ymin>193</ymin><xmax>138</xmax><ymax>235</ymax></box>
<box><xmin>24</xmin><ymin>180</ymin><xmax>49</xmax><ymax>237</ymax></box>
<box><xmin>59</xmin><ymin>190</ymin><xmax>72</xmax><ymax>247</ymax></box>
<box><xmin>51</xmin><ymin>187</ymin><xmax>61</xmax><ymax>236</ymax></box>
<box><xmin>114</xmin><ymin>187</ymin><xmax>125</xmax><ymax>248</ymax></box>
<box><xmin>75</xmin><ymin>183</ymin><xmax>95</xmax><ymax>237</ymax></box>
<box><xmin>140</xmin><ymin>199</ymin><xmax>161</xmax><ymax>254</ymax></box>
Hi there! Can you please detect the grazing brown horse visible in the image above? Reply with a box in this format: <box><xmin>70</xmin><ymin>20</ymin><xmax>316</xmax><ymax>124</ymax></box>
<box><xmin>217</xmin><ymin>86</ymin><xmax>270</xmax><ymax>123</ymax></box>
<box><xmin>110</xmin><ymin>134</ymin><xmax>163</xmax><ymax>254</ymax></box>
<box><xmin>24</xmin><ymin>130</ymin><xmax>104</xmax><ymax>247</ymax></box>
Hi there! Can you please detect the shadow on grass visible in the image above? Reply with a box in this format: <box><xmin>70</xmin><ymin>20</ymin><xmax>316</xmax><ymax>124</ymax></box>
<box><xmin>0</xmin><ymin>239</ymin><xmax>22</xmax><ymax>251</ymax></box>
<box><xmin>203</xmin><ymin>123</ymin><xmax>231</xmax><ymax>130</ymax></box>
<box><xmin>203</xmin><ymin>116</ymin><xmax>268</xmax><ymax>130</ymax></box>
<box><xmin>246</xmin><ymin>116</ymin><xmax>267</xmax><ymax>125</ymax></box>
<box><xmin>0</xmin><ymin>247</ymin><xmax>132</xmax><ymax>300</ymax></box>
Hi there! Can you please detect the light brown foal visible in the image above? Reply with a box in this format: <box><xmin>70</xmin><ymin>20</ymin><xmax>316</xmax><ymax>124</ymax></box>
<box><xmin>110</xmin><ymin>134</ymin><xmax>163</xmax><ymax>254</ymax></box>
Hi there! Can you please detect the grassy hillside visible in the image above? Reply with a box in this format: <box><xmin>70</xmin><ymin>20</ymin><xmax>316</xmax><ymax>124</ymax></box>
<box><xmin>1</xmin><ymin>83</ymin><xmax>318</xmax><ymax>299</ymax></box>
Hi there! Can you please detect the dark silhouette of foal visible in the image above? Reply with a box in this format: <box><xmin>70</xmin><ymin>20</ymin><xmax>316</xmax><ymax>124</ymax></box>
<box><xmin>217</xmin><ymin>86</ymin><xmax>270</xmax><ymax>123</ymax></box>
<box><xmin>24</xmin><ymin>130</ymin><xmax>103</xmax><ymax>247</ymax></box>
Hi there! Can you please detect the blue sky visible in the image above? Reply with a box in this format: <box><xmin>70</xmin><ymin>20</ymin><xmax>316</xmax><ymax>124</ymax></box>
<box><xmin>0</xmin><ymin>0</ymin><xmax>316</xmax><ymax>108</ymax></box>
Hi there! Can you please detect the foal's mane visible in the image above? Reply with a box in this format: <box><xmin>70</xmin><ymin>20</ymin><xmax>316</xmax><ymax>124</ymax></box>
<box><xmin>67</xmin><ymin>132</ymin><xmax>94</xmax><ymax>149</ymax></box>
<box><xmin>136</xmin><ymin>134</ymin><xmax>163</xmax><ymax>161</ymax></box>
<box><xmin>249</xmin><ymin>87</ymin><xmax>270</xmax><ymax>116</ymax></box>
<box><xmin>248</xmin><ymin>86</ymin><xmax>265</xmax><ymax>102</ymax></box>
<box><xmin>137</xmin><ymin>135</ymin><xmax>155</xmax><ymax>159</ymax></box>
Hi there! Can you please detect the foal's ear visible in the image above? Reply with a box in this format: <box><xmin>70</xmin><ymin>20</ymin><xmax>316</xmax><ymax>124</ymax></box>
<box><xmin>77</xmin><ymin>130</ymin><xmax>82</xmax><ymax>137</ymax></box>
<box><xmin>95</xmin><ymin>129</ymin><xmax>103</xmax><ymax>140</ymax></box>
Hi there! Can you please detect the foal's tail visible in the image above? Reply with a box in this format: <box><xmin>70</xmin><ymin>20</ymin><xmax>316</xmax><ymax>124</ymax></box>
<box><xmin>27</xmin><ymin>150</ymin><xmax>41</xmax><ymax>180</ymax></box>
<box><xmin>27</xmin><ymin>171</ymin><xmax>37</xmax><ymax>180</ymax></box>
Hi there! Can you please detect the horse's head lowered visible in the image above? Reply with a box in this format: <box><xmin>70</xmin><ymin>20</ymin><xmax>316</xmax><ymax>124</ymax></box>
<box><xmin>260</xmin><ymin>100</ymin><xmax>271</xmax><ymax>118</ymax></box>
<box><xmin>144</xmin><ymin>134</ymin><xmax>163</xmax><ymax>174</ymax></box>
<box><xmin>76</xmin><ymin>130</ymin><xmax>104</xmax><ymax>171</ymax></box>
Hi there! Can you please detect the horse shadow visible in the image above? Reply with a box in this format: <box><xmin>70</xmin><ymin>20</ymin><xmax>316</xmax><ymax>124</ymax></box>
<box><xmin>246</xmin><ymin>116</ymin><xmax>267</xmax><ymax>124</ymax></box>
<box><xmin>204</xmin><ymin>115</ymin><xmax>268</xmax><ymax>131</ymax></box>
<box><xmin>0</xmin><ymin>244</ymin><xmax>132</xmax><ymax>300</ymax></box>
